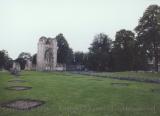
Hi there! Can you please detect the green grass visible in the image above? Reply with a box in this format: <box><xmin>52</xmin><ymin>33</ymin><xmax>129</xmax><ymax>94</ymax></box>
<box><xmin>71</xmin><ymin>71</ymin><xmax>160</xmax><ymax>83</ymax></box>
<box><xmin>0</xmin><ymin>71</ymin><xmax>160</xmax><ymax>116</ymax></box>
<box><xmin>95</xmin><ymin>71</ymin><xmax>160</xmax><ymax>79</ymax></box>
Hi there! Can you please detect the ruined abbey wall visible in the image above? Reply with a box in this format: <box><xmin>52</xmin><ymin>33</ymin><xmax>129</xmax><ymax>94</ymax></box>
<box><xmin>36</xmin><ymin>36</ymin><xmax>58</xmax><ymax>71</ymax></box>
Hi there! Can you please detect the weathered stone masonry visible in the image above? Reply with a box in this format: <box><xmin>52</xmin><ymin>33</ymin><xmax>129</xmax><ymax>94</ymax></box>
<box><xmin>37</xmin><ymin>36</ymin><xmax>58</xmax><ymax>71</ymax></box>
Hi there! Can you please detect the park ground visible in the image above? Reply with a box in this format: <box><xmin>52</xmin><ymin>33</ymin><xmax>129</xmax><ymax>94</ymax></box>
<box><xmin>0</xmin><ymin>71</ymin><xmax>160</xmax><ymax>116</ymax></box>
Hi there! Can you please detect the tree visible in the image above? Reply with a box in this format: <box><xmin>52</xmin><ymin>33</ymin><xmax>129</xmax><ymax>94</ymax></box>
<box><xmin>18</xmin><ymin>52</ymin><xmax>32</xmax><ymax>60</ymax></box>
<box><xmin>0</xmin><ymin>50</ymin><xmax>9</xmax><ymax>69</ymax></box>
<box><xmin>32</xmin><ymin>54</ymin><xmax>37</xmax><ymax>65</ymax></box>
<box><xmin>16</xmin><ymin>52</ymin><xmax>32</xmax><ymax>70</ymax></box>
<box><xmin>73</xmin><ymin>51</ymin><xmax>85</xmax><ymax>65</ymax></box>
<box><xmin>55</xmin><ymin>33</ymin><xmax>72</xmax><ymax>65</ymax></box>
<box><xmin>4</xmin><ymin>57</ymin><xmax>13</xmax><ymax>70</ymax></box>
<box><xmin>135</xmin><ymin>5</ymin><xmax>160</xmax><ymax>72</ymax></box>
<box><xmin>66</xmin><ymin>48</ymin><xmax>74</xmax><ymax>65</ymax></box>
<box><xmin>15</xmin><ymin>58</ymin><xmax>26</xmax><ymax>70</ymax></box>
<box><xmin>88</xmin><ymin>33</ymin><xmax>112</xmax><ymax>71</ymax></box>
<box><xmin>112</xmin><ymin>29</ymin><xmax>136</xmax><ymax>71</ymax></box>
<box><xmin>133</xmin><ymin>37</ymin><xmax>149</xmax><ymax>71</ymax></box>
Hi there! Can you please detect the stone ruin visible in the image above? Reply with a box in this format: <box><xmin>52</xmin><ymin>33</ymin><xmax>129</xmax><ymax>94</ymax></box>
<box><xmin>25</xmin><ymin>59</ymin><xmax>32</xmax><ymax>70</ymax></box>
<box><xmin>24</xmin><ymin>36</ymin><xmax>59</xmax><ymax>71</ymax></box>
<box><xmin>37</xmin><ymin>36</ymin><xmax>58</xmax><ymax>71</ymax></box>
<box><xmin>10</xmin><ymin>62</ymin><xmax>21</xmax><ymax>76</ymax></box>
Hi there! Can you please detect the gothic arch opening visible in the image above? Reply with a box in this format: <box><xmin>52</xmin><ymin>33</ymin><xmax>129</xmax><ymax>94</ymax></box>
<box><xmin>45</xmin><ymin>48</ymin><xmax>54</xmax><ymax>70</ymax></box>
<box><xmin>37</xmin><ymin>37</ymin><xmax>58</xmax><ymax>71</ymax></box>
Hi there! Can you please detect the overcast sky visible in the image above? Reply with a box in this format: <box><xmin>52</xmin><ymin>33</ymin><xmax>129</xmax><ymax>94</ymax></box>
<box><xmin>0</xmin><ymin>0</ymin><xmax>160</xmax><ymax>59</ymax></box>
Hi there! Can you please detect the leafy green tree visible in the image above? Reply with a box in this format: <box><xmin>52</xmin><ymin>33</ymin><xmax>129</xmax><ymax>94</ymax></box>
<box><xmin>135</xmin><ymin>5</ymin><xmax>160</xmax><ymax>71</ymax></box>
<box><xmin>55</xmin><ymin>33</ymin><xmax>72</xmax><ymax>65</ymax></box>
<box><xmin>0</xmin><ymin>50</ymin><xmax>9</xmax><ymax>69</ymax></box>
<box><xmin>112</xmin><ymin>29</ymin><xmax>136</xmax><ymax>71</ymax></box>
<box><xmin>66</xmin><ymin>48</ymin><xmax>74</xmax><ymax>65</ymax></box>
<box><xmin>74</xmin><ymin>51</ymin><xmax>85</xmax><ymax>65</ymax></box>
<box><xmin>16</xmin><ymin>52</ymin><xmax>31</xmax><ymax>70</ymax></box>
<box><xmin>32</xmin><ymin>54</ymin><xmax>37</xmax><ymax>65</ymax></box>
<box><xmin>88</xmin><ymin>33</ymin><xmax>112</xmax><ymax>71</ymax></box>
<box><xmin>4</xmin><ymin>58</ymin><xmax>13</xmax><ymax>70</ymax></box>
<box><xmin>18</xmin><ymin>52</ymin><xmax>32</xmax><ymax>60</ymax></box>
<box><xmin>15</xmin><ymin>58</ymin><xmax>26</xmax><ymax>70</ymax></box>
<box><xmin>133</xmin><ymin>38</ymin><xmax>149</xmax><ymax>71</ymax></box>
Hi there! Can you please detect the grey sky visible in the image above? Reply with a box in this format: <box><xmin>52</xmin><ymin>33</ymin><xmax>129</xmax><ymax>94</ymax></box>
<box><xmin>0</xmin><ymin>0</ymin><xmax>160</xmax><ymax>59</ymax></box>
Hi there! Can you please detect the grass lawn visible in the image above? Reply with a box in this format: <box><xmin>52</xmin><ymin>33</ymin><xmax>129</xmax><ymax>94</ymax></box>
<box><xmin>71</xmin><ymin>71</ymin><xmax>160</xmax><ymax>83</ymax></box>
<box><xmin>0</xmin><ymin>71</ymin><xmax>160</xmax><ymax>116</ymax></box>
<box><xmin>94</xmin><ymin>71</ymin><xmax>160</xmax><ymax>79</ymax></box>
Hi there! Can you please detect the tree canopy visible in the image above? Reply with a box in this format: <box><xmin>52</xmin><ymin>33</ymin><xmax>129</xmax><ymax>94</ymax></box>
<box><xmin>135</xmin><ymin>5</ymin><xmax>160</xmax><ymax>71</ymax></box>
<box><xmin>112</xmin><ymin>29</ymin><xmax>136</xmax><ymax>71</ymax></box>
<box><xmin>18</xmin><ymin>52</ymin><xmax>32</xmax><ymax>60</ymax></box>
<box><xmin>16</xmin><ymin>52</ymin><xmax>32</xmax><ymax>70</ymax></box>
<box><xmin>55</xmin><ymin>33</ymin><xmax>73</xmax><ymax>65</ymax></box>
<box><xmin>0</xmin><ymin>50</ymin><xmax>13</xmax><ymax>70</ymax></box>
<box><xmin>73</xmin><ymin>51</ymin><xmax>85</xmax><ymax>65</ymax></box>
<box><xmin>87</xmin><ymin>33</ymin><xmax>112</xmax><ymax>71</ymax></box>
